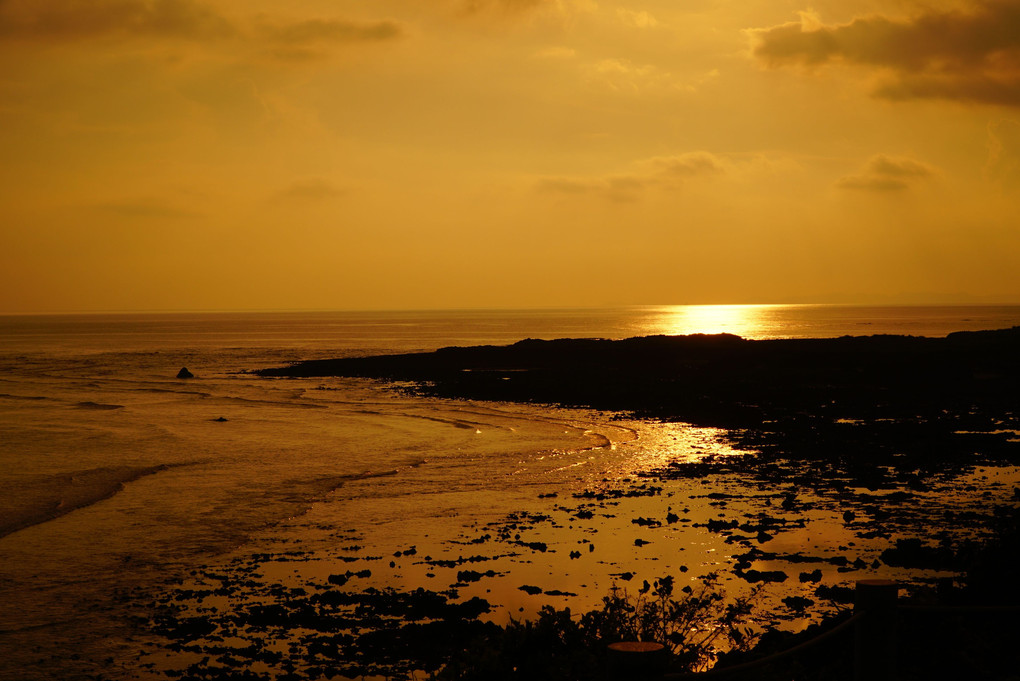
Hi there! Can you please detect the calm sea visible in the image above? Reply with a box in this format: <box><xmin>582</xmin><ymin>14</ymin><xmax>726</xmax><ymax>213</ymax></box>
<box><xmin>1</xmin><ymin>305</ymin><xmax>1019</xmax><ymax>680</ymax></box>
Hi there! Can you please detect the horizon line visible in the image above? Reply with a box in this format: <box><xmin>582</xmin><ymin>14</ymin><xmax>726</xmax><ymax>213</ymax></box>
<box><xmin>4</xmin><ymin>301</ymin><xmax>1020</xmax><ymax>317</ymax></box>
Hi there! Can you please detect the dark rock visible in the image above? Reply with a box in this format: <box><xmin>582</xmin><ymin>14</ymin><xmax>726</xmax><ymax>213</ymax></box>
<box><xmin>799</xmin><ymin>569</ymin><xmax>823</xmax><ymax>583</ymax></box>
<box><xmin>456</xmin><ymin>570</ymin><xmax>495</xmax><ymax>583</ymax></box>
<box><xmin>782</xmin><ymin>596</ymin><xmax>814</xmax><ymax>612</ymax></box>
<box><xmin>177</xmin><ymin>367</ymin><xmax>194</xmax><ymax>379</ymax></box>
<box><xmin>739</xmin><ymin>569</ymin><xmax>788</xmax><ymax>584</ymax></box>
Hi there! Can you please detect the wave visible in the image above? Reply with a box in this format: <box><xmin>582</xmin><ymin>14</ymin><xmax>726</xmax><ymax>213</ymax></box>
<box><xmin>583</xmin><ymin>430</ymin><xmax>613</xmax><ymax>449</ymax></box>
<box><xmin>400</xmin><ymin>413</ymin><xmax>487</xmax><ymax>430</ymax></box>
<box><xmin>221</xmin><ymin>396</ymin><xmax>328</xmax><ymax>409</ymax></box>
<box><xmin>74</xmin><ymin>401</ymin><xmax>125</xmax><ymax>410</ymax></box>
<box><xmin>353</xmin><ymin>407</ymin><xmax>523</xmax><ymax>434</ymax></box>
<box><xmin>140</xmin><ymin>388</ymin><xmax>214</xmax><ymax>398</ymax></box>
<box><xmin>0</xmin><ymin>393</ymin><xmax>50</xmax><ymax>401</ymax></box>
<box><xmin>0</xmin><ymin>464</ymin><xmax>179</xmax><ymax>540</ymax></box>
<box><xmin>274</xmin><ymin>461</ymin><xmax>429</xmax><ymax>508</ymax></box>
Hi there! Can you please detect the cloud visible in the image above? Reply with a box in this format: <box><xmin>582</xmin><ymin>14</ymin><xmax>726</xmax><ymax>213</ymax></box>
<box><xmin>985</xmin><ymin>118</ymin><xmax>1020</xmax><ymax>185</ymax></box>
<box><xmin>455</xmin><ymin>0</ymin><xmax>596</xmax><ymax>23</ymax></box>
<box><xmin>0</xmin><ymin>1</ymin><xmax>403</xmax><ymax>58</ymax></box>
<box><xmin>752</xmin><ymin>1</ymin><xmax>1020</xmax><ymax>106</ymax></box>
<box><xmin>580</xmin><ymin>56</ymin><xmax>718</xmax><ymax>95</ymax></box>
<box><xmin>617</xmin><ymin>9</ymin><xmax>661</xmax><ymax>29</ymax></box>
<box><xmin>461</xmin><ymin>0</ymin><xmax>552</xmax><ymax>14</ymax></box>
<box><xmin>0</xmin><ymin>0</ymin><xmax>234</xmax><ymax>42</ymax></box>
<box><xmin>836</xmin><ymin>154</ymin><xmax>937</xmax><ymax>191</ymax></box>
<box><xmin>538</xmin><ymin>151</ymin><xmax>726</xmax><ymax>201</ymax></box>
<box><xmin>641</xmin><ymin>152</ymin><xmax>726</xmax><ymax>178</ymax></box>
<box><xmin>255</xmin><ymin>18</ymin><xmax>403</xmax><ymax>60</ymax></box>
<box><xmin>259</xmin><ymin>19</ymin><xmax>402</xmax><ymax>46</ymax></box>
<box><xmin>586</xmin><ymin>58</ymin><xmax>680</xmax><ymax>94</ymax></box>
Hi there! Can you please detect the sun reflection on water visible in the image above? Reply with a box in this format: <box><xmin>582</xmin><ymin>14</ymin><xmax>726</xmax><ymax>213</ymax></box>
<box><xmin>645</xmin><ymin>304</ymin><xmax>780</xmax><ymax>339</ymax></box>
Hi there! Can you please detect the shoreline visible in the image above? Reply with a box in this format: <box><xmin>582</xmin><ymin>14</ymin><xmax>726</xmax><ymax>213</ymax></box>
<box><xmin>138</xmin><ymin>331</ymin><xmax>1020</xmax><ymax>678</ymax></box>
<box><xmin>5</xmin><ymin>318</ymin><xmax>1019</xmax><ymax>680</ymax></box>
<box><xmin>259</xmin><ymin>329</ymin><xmax>1020</xmax><ymax>494</ymax></box>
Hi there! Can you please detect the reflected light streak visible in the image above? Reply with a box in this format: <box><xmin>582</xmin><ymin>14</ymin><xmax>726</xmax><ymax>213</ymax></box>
<box><xmin>650</xmin><ymin>305</ymin><xmax>778</xmax><ymax>339</ymax></box>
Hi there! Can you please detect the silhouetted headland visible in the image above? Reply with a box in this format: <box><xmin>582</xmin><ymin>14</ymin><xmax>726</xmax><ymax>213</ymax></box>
<box><xmin>258</xmin><ymin>327</ymin><xmax>1020</xmax><ymax>427</ymax></box>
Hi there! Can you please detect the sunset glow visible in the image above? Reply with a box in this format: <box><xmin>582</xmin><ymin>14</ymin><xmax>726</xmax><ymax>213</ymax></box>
<box><xmin>2</xmin><ymin>0</ymin><xmax>1019</xmax><ymax>313</ymax></box>
<box><xmin>658</xmin><ymin>304</ymin><xmax>773</xmax><ymax>337</ymax></box>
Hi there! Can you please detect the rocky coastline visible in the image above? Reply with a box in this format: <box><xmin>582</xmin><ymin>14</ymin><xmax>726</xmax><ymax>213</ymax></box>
<box><xmin>140</xmin><ymin>329</ymin><xmax>1020</xmax><ymax>679</ymax></box>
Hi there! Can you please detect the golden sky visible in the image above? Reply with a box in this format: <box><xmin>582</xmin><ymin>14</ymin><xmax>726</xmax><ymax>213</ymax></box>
<box><xmin>1</xmin><ymin>0</ymin><xmax>1018</xmax><ymax>312</ymax></box>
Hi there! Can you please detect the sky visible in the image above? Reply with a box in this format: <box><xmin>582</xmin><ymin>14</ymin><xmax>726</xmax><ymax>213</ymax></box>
<box><xmin>1</xmin><ymin>0</ymin><xmax>1018</xmax><ymax>313</ymax></box>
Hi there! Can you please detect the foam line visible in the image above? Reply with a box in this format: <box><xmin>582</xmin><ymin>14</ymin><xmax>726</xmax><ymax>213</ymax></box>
<box><xmin>0</xmin><ymin>464</ymin><xmax>177</xmax><ymax>540</ymax></box>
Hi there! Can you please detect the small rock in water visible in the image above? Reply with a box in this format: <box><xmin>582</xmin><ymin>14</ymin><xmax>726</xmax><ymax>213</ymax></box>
<box><xmin>177</xmin><ymin>367</ymin><xmax>195</xmax><ymax>379</ymax></box>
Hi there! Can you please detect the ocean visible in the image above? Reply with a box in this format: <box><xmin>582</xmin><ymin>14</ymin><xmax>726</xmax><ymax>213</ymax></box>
<box><xmin>2</xmin><ymin>305</ymin><xmax>1020</xmax><ymax>680</ymax></box>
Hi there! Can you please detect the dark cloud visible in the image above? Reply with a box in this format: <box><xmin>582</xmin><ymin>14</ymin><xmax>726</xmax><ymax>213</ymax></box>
<box><xmin>753</xmin><ymin>2</ymin><xmax>1020</xmax><ymax>106</ymax></box>
<box><xmin>0</xmin><ymin>1</ymin><xmax>402</xmax><ymax>56</ymax></box>
<box><xmin>836</xmin><ymin>154</ymin><xmax>937</xmax><ymax>191</ymax></box>
<box><xmin>255</xmin><ymin>18</ymin><xmax>403</xmax><ymax>61</ymax></box>
<box><xmin>260</xmin><ymin>19</ymin><xmax>402</xmax><ymax>46</ymax></box>
<box><xmin>461</xmin><ymin>0</ymin><xmax>551</xmax><ymax>15</ymax></box>
<box><xmin>0</xmin><ymin>0</ymin><xmax>234</xmax><ymax>42</ymax></box>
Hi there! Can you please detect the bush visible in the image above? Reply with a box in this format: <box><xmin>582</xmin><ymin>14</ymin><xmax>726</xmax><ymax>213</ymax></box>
<box><xmin>440</xmin><ymin>573</ymin><xmax>760</xmax><ymax>680</ymax></box>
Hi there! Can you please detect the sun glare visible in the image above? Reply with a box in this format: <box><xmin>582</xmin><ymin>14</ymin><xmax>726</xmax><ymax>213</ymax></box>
<box><xmin>653</xmin><ymin>305</ymin><xmax>775</xmax><ymax>338</ymax></box>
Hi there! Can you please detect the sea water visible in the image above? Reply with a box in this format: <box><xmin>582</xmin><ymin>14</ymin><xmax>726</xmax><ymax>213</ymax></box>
<box><xmin>2</xmin><ymin>305</ymin><xmax>1020</xmax><ymax>680</ymax></box>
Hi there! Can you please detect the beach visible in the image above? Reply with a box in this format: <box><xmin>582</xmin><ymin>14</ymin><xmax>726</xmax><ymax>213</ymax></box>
<box><xmin>1</xmin><ymin>308</ymin><xmax>1019</xmax><ymax>679</ymax></box>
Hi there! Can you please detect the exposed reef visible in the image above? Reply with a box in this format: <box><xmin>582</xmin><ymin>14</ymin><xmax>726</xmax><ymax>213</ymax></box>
<box><xmin>257</xmin><ymin>328</ymin><xmax>1020</xmax><ymax>426</ymax></box>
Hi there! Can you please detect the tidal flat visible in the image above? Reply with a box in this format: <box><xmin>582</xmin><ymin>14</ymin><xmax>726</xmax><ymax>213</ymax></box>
<box><xmin>130</xmin><ymin>329</ymin><xmax>1020</xmax><ymax>679</ymax></box>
